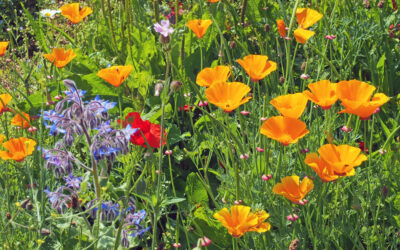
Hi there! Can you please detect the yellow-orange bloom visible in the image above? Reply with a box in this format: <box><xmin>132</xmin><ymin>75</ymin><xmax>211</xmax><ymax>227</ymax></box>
<box><xmin>196</xmin><ymin>65</ymin><xmax>231</xmax><ymax>87</ymax></box>
<box><xmin>270</xmin><ymin>93</ymin><xmax>308</xmax><ymax>118</ymax></box>
<box><xmin>213</xmin><ymin>205</ymin><xmax>270</xmax><ymax>238</ymax></box>
<box><xmin>336</xmin><ymin>80</ymin><xmax>389</xmax><ymax>120</ymax></box>
<box><xmin>294</xmin><ymin>28</ymin><xmax>315</xmax><ymax>44</ymax></box>
<box><xmin>303</xmin><ymin>80</ymin><xmax>338</xmax><ymax>110</ymax></box>
<box><xmin>317</xmin><ymin>144</ymin><xmax>367</xmax><ymax>176</ymax></box>
<box><xmin>0</xmin><ymin>137</ymin><xmax>36</xmax><ymax>162</ymax></box>
<box><xmin>0</xmin><ymin>94</ymin><xmax>12</xmax><ymax>114</ymax></box>
<box><xmin>43</xmin><ymin>48</ymin><xmax>76</xmax><ymax>68</ymax></box>
<box><xmin>236</xmin><ymin>55</ymin><xmax>277</xmax><ymax>82</ymax></box>
<box><xmin>0</xmin><ymin>41</ymin><xmax>9</xmax><ymax>57</ymax></box>
<box><xmin>205</xmin><ymin>82</ymin><xmax>251</xmax><ymax>112</ymax></box>
<box><xmin>260</xmin><ymin>116</ymin><xmax>309</xmax><ymax>146</ymax></box>
<box><xmin>97</xmin><ymin>65</ymin><xmax>133</xmax><ymax>87</ymax></box>
<box><xmin>276</xmin><ymin>19</ymin><xmax>286</xmax><ymax>38</ymax></box>
<box><xmin>304</xmin><ymin>153</ymin><xmax>339</xmax><ymax>182</ymax></box>
<box><xmin>0</xmin><ymin>134</ymin><xmax>5</xmax><ymax>144</ymax></box>
<box><xmin>296</xmin><ymin>8</ymin><xmax>323</xmax><ymax>29</ymax></box>
<box><xmin>60</xmin><ymin>3</ymin><xmax>93</xmax><ymax>24</ymax></box>
<box><xmin>11</xmin><ymin>112</ymin><xmax>31</xmax><ymax>129</ymax></box>
<box><xmin>273</xmin><ymin>175</ymin><xmax>314</xmax><ymax>203</ymax></box>
<box><xmin>186</xmin><ymin>19</ymin><xmax>213</xmax><ymax>38</ymax></box>
<box><xmin>207</xmin><ymin>0</ymin><xmax>220</xmax><ymax>2</ymax></box>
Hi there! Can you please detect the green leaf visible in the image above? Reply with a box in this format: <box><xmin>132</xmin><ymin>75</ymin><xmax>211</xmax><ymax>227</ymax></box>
<box><xmin>185</xmin><ymin>173</ymin><xmax>209</xmax><ymax>206</ymax></box>
<box><xmin>161</xmin><ymin>197</ymin><xmax>186</xmax><ymax>206</ymax></box>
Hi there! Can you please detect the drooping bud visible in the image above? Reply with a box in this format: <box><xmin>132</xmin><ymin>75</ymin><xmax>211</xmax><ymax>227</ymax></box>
<box><xmin>301</xmin><ymin>61</ymin><xmax>307</xmax><ymax>71</ymax></box>
<box><xmin>264</xmin><ymin>23</ymin><xmax>270</xmax><ymax>32</ymax></box>
<box><xmin>154</xmin><ymin>83</ymin><xmax>163</xmax><ymax>96</ymax></box>
<box><xmin>229</xmin><ymin>41</ymin><xmax>236</xmax><ymax>50</ymax></box>
<box><xmin>170</xmin><ymin>80</ymin><xmax>182</xmax><ymax>92</ymax></box>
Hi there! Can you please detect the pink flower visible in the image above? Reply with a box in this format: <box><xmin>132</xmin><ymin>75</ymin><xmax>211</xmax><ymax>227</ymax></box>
<box><xmin>287</xmin><ymin>214</ymin><xmax>299</xmax><ymax>222</ymax></box>
<box><xmin>298</xmin><ymin>199</ymin><xmax>308</xmax><ymax>205</ymax></box>
<box><xmin>240</xmin><ymin>153</ymin><xmax>249</xmax><ymax>159</ymax></box>
<box><xmin>325</xmin><ymin>35</ymin><xmax>337</xmax><ymax>40</ymax></box>
<box><xmin>173</xmin><ymin>243</ymin><xmax>182</xmax><ymax>248</ymax></box>
<box><xmin>198</xmin><ymin>100</ymin><xmax>208</xmax><ymax>107</ymax></box>
<box><xmin>262</xmin><ymin>174</ymin><xmax>272</xmax><ymax>181</ymax></box>
<box><xmin>300</xmin><ymin>73</ymin><xmax>310</xmax><ymax>80</ymax></box>
<box><xmin>373</xmin><ymin>107</ymin><xmax>381</xmax><ymax>114</ymax></box>
<box><xmin>256</xmin><ymin>147</ymin><xmax>264</xmax><ymax>152</ymax></box>
<box><xmin>379</xmin><ymin>148</ymin><xmax>387</xmax><ymax>155</ymax></box>
<box><xmin>165</xmin><ymin>150</ymin><xmax>173</xmax><ymax>155</ymax></box>
<box><xmin>260</xmin><ymin>117</ymin><xmax>268</xmax><ymax>121</ymax></box>
<box><xmin>154</xmin><ymin>19</ymin><xmax>174</xmax><ymax>37</ymax></box>
<box><xmin>240</xmin><ymin>110</ymin><xmax>250</xmax><ymax>115</ymax></box>
<box><xmin>341</xmin><ymin>125</ymin><xmax>352</xmax><ymax>132</ymax></box>
<box><xmin>234</xmin><ymin>200</ymin><xmax>242</xmax><ymax>205</ymax></box>
<box><xmin>200</xmin><ymin>236</ymin><xmax>212</xmax><ymax>247</ymax></box>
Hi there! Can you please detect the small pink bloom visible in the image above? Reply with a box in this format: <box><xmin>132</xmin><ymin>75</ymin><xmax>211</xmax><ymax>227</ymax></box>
<box><xmin>300</xmin><ymin>148</ymin><xmax>309</xmax><ymax>154</ymax></box>
<box><xmin>286</xmin><ymin>214</ymin><xmax>299</xmax><ymax>222</ymax></box>
<box><xmin>379</xmin><ymin>148</ymin><xmax>387</xmax><ymax>155</ymax></box>
<box><xmin>155</xmin><ymin>170</ymin><xmax>160</xmax><ymax>175</ymax></box>
<box><xmin>260</xmin><ymin>117</ymin><xmax>268</xmax><ymax>121</ymax></box>
<box><xmin>373</xmin><ymin>107</ymin><xmax>381</xmax><ymax>114</ymax></box>
<box><xmin>256</xmin><ymin>147</ymin><xmax>264</xmax><ymax>152</ymax></box>
<box><xmin>240</xmin><ymin>110</ymin><xmax>250</xmax><ymax>115</ymax></box>
<box><xmin>200</xmin><ymin>236</ymin><xmax>212</xmax><ymax>247</ymax></box>
<box><xmin>54</xmin><ymin>95</ymin><xmax>63</xmax><ymax>100</ymax></box>
<box><xmin>300</xmin><ymin>74</ymin><xmax>310</xmax><ymax>80</ymax></box>
<box><xmin>262</xmin><ymin>174</ymin><xmax>272</xmax><ymax>181</ymax></box>
<box><xmin>165</xmin><ymin>150</ymin><xmax>173</xmax><ymax>155</ymax></box>
<box><xmin>298</xmin><ymin>199</ymin><xmax>308</xmax><ymax>205</ymax></box>
<box><xmin>173</xmin><ymin>243</ymin><xmax>182</xmax><ymax>248</ymax></box>
<box><xmin>234</xmin><ymin>200</ymin><xmax>242</xmax><ymax>205</ymax></box>
<box><xmin>240</xmin><ymin>153</ymin><xmax>249</xmax><ymax>159</ymax></box>
<box><xmin>341</xmin><ymin>125</ymin><xmax>352</xmax><ymax>132</ymax></box>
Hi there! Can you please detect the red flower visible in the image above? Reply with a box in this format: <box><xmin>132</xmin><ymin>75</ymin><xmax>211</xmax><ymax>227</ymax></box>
<box><xmin>118</xmin><ymin>112</ymin><xmax>166</xmax><ymax>148</ymax></box>
<box><xmin>358</xmin><ymin>142</ymin><xmax>369</xmax><ymax>154</ymax></box>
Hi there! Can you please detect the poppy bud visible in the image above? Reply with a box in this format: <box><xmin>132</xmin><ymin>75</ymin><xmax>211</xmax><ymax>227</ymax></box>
<box><xmin>6</xmin><ymin>213</ymin><xmax>11</xmax><ymax>220</ymax></box>
<box><xmin>264</xmin><ymin>23</ymin><xmax>270</xmax><ymax>32</ymax></box>
<box><xmin>382</xmin><ymin>186</ymin><xmax>388</xmax><ymax>197</ymax></box>
<box><xmin>229</xmin><ymin>41</ymin><xmax>236</xmax><ymax>49</ymax></box>
<box><xmin>301</xmin><ymin>61</ymin><xmax>307</xmax><ymax>71</ymax></box>
<box><xmin>364</xmin><ymin>0</ymin><xmax>370</xmax><ymax>9</ymax></box>
<box><xmin>377</xmin><ymin>1</ymin><xmax>384</xmax><ymax>8</ymax></box>
<box><xmin>41</xmin><ymin>228</ymin><xmax>51</xmax><ymax>236</ymax></box>
<box><xmin>154</xmin><ymin>83</ymin><xmax>163</xmax><ymax>96</ymax></box>
<box><xmin>20</xmin><ymin>197</ymin><xmax>31</xmax><ymax>209</ymax></box>
<box><xmin>279</xmin><ymin>76</ymin><xmax>285</xmax><ymax>84</ymax></box>
<box><xmin>170</xmin><ymin>80</ymin><xmax>182</xmax><ymax>92</ymax></box>
<box><xmin>159</xmin><ymin>34</ymin><xmax>170</xmax><ymax>44</ymax></box>
<box><xmin>256</xmin><ymin>147</ymin><xmax>264</xmax><ymax>152</ymax></box>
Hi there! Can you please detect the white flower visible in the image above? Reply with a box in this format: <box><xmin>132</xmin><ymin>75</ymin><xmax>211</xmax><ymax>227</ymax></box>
<box><xmin>40</xmin><ymin>9</ymin><xmax>61</xmax><ymax>19</ymax></box>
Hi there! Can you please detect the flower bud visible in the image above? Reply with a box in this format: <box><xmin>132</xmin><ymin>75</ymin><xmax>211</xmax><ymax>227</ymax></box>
<box><xmin>159</xmin><ymin>34</ymin><xmax>170</xmax><ymax>44</ymax></box>
<box><xmin>240</xmin><ymin>110</ymin><xmax>250</xmax><ymax>115</ymax></box>
<box><xmin>200</xmin><ymin>236</ymin><xmax>212</xmax><ymax>247</ymax></box>
<box><xmin>240</xmin><ymin>153</ymin><xmax>249</xmax><ymax>159</ymax></box>
<box><xmin>41</xmin><ymin>228</ymin><xmax>51</xmax><ymax>236</ymax></box>
<box><xmin>229</xmin><ymin>41</ymin><xmax>236</xmax><ymax>49</ymax></box>
<box><xmin>154</xmin><ymin>83</ymin><xmax>163</xmax><ymax>96</ymax></box>
<box><xmin>6</xmin><ymin>213</ymin><xmax>11</xmax><ymax>220</ymax></box>
<box><xmin>300</xmin><ymin>74</ymin><xmax>310</xmax><ymax>80</ymax></box>
<box><xmin>289</xmin><ymin>238</ymin><xmax>300</xmax><ymax>250</ymax></box>
<box><xmin>170</xmin><ymin>80</ymin><xmax>182</xmax><ymax>92</ymax></box>
<box><xmin>264</xmin><ymin>23</ymin><xmax>270</xmax><ymax>32</ymax></box>
<box><xmin>164</xmin><ymin>150</ymin><xmax>173</xmax><ymax>155</ymax></box>
<box><xmin>301</xmin><ymin>62</ymin><xmax>307</xmax><ymax>71</ymax></box>
<box><xmin>256</xmin><ymin>147</ymin><xmax>264</xmax><ymax>152</ymax></box>
<box><xmin>279</xmin><ymin>76</ymin><xmax>285</xmax><ymax>84</ymax></box>
<box><xmin>173</xmin><ymin>243</ymin><xmax>182</xmax><ymax>248</ymax></box>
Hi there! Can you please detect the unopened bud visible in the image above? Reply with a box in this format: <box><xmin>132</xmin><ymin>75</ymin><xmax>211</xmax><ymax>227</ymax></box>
<box><xmin>6</xmin><ymin>213</ymin><xmax>11</xmax><ymax>220</ymax></box>
<box><xmin>301</xmin><ymin>61</ymin><xmax>307</xmax><ymax>71</ymax></box>
<box><xmin>300</xmin><ymin>74</ymin><xmax>310</xmax><ymax>80</ymax></box>
<box><xmin>279</xmin><ymin>76</ymin><xmax>285</xmax><ymax>84</ymax></box>
<box><xmin>264</xmin><ymin>23</ymin><xmax>270</xmax><ymax>32</ymax></box>
<box><xmin>159</xmin><ymin>34</ymin><xmax>170</xmax><ymax>44</ymax></box>
<box><xmin>200</xmin><ymin>236</ymin><xmax>212</xmax><ymax>247</ymax></box>
<box><xmin>40</xmin><ymin>228</ymin><xmax>51</xmax><ymax>236</ymax></box>
<box><xmin>229</xmin><ymin>41</ymin><xmax>236</xmax><ymax>49</ymax></box>
<box><xmin>20</xmin><ymin>198</ymin><xmax>30</xmax><ymax>209</ymax></box>
<box><xmin>154</xmin><ymin>83</ymin><xmax>163</xmax><ymax>96</ymax></box>
<box><xmin>170</xmin><ymin>80</ymin><xmax>182</xmax><ymax>92</ymax></box>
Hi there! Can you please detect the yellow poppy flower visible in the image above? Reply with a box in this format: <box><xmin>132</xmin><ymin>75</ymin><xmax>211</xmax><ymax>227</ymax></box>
<box><xmin>60</xmin><ymin>3</ymin><xmax>93</xmax><ymax>24</ymax></box>
<box><xmin>303</xmin><ymin>80</ymin><xmax>338</xmax><ymax>110</ymax></box>
<box><xmin>0</xmin><ymin>41</ymin><xmax>9</xmax><ymax>57</ymax></box>
<box><xmin>270</xmin><ymin>93</ymin><xmax>308</xmax><ymax>118</ymax></box>
<box><xmin>205</xmin><ymin>82</ymin><xmax>251</xmax><ymax>112</ymax></box>
<box><xmin>97</xmin><ymin>65</ymin><xmax>133</xmax><ymax>87</ymax></box>
<box><xmin>43</xmin><ymin>48</ymin><xmax>76</xmax><ymax>68</ymax></box>
<box><xmin>187</xmin><ymin>19</ymin><xmax>213</xmax><ymax>38</ymax></box>
<box><xmin>273</xmin><ymin>175</ymin><xmax>314</xmax><ymax>203</ymax></box>
<box><xmin>196</xmin><ymin>65</ymin><xmax>231</xmax><ymax>87</ymax></box>
<box><xmin>260</xmin><ymin>116</ymin><xmax>309</xmax><ymax>146</ymax></box>
<box><xmin>0</xmin><ymin>137</ymin><xmax>37</xmax><ymax>162</ymax></box>
<box><xmin>236</xmin><ymin>55</ymin><xmax>277</xmax><ymax>82</ymax></box>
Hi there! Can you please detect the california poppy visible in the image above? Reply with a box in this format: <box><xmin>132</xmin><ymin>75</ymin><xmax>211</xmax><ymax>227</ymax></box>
<box><xmin>303</xmin><ymin>80</ymin><xmax>338</xmax><ymax>110</ymax></box>
<box><xmin>0</xmin><ymin>94</ymin><xmax>12</xmax><ymax>114</ymax></box>
<box><xmin>0</xmin><ymin>41</ymin><xmax>9</xmax><ymax>57</ymax></box>
<box><xmin>294</xmin><ymin>28</ymin><xmax>315</xmax><ymax>44</ymax></box>
<box><xmin>60</xmin><ymin>3</ymin><xmax>93</xmax><ymax>24</ymax></box>
<box><xmin>11</xmin><ymin>112</ymin><xmax>31</xmax><ymax>129</ymax></box>
<box><xmin>236</xmin><ymin>55</ymin><xmax>277</xmax><ymax>82</ymax></box>
<box><xmin>205</xmin><ymin>82</ymin><xmax>252</xmax><ymax>112</ymax></box>
<box><xmin>97</xmin><ymin>65</ymin><xmax>133</xmax><ymax>87</ymax></box>
<box><xmin>260</xmin><ymin>116</ymin><xmax>309</xmax><ymax>146</ymax></box>
<box><xmin>270</xmin><ymin>93</ymin><xmax>308</xmax><ymax>118</ymax></box>
<box><xmin>43</xmin><ymin>48</ymin><xmax>76</xmax><ymax>68</ymax></box>
<box><xmin>276</xmin><ymin>19</ymin><xmax>286</xmax><ymax>38</ymax></box>
<box><xmin>196</xmin><ymin>65</ymin><xmax>231</xmax><ymax>87</ymax></box>
<box><xmin>336</xmin><ymin>80</ymin><xmax>389</xmax><ymax>120</ymax></box>
<box><xmin>187</xmin><ymin>19</ymin><xmax>213</xmax><ymax>38</ymax></box>
<box><xmin>317</xmin><ymin>144</ymin><xmax>367</xmax><ymax>176</ymax></box>
<box><xmin>304</xmin><ymin>153</ymin><xmax>339</xmax><ymax>182</ymax></box>
<box><xmin>273</xmin><ymin>175</ymin><xmax>314</xmax><ymax>203</ymax></box>
<box><xmin>118</xmin><ymin>112</ymin><xmax>166</xmax><ymax>148</ymax></box>
<box><xmin>207</xmin><ymin>0</ymin><xmax>220</xmax><ymax>2</ymax></box>
<box><xmin>0</xmin><ymin>137</ymin><xmax>37</xmax><ymax>162</ymax></box>
<box><xmin>295</xmin><ymin>8</ymin><xmax>323</xmax><ymax>29</ymax></box>
<box><xmin>213</xmin><ymin>205</ymin><xmax>270</xmax><ymax>238</ymax></box>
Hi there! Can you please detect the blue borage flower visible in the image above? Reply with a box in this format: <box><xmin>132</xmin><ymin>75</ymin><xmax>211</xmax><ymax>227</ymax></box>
<box><xmin>63</xmin><ymin>173</ymin><xmax>82</xmax><ymax>190</ymax></box>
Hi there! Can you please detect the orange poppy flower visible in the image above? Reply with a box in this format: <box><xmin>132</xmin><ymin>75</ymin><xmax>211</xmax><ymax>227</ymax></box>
<box><xmin>0</xmin><ymin>41</ymin><xmax>9</xmax><ymax>57</ymax></box>
<box><xmin>0</xmin><ymin>137</ymin><xmax>37</xmax><ymax>162</ymax></box>
<box><xmin>186</xmin><ymin>19</ymin><xmax>213</xmax><ymax>38</ymax></box>
<box><xmin>97</xmin><ymin>65</ymin><xmax>133</xmax><ymax>87</ymax></box>
<box><xmin>303</xmin><ymin>80</ymin><xmax>338</xmax><ymax>110</ymax></box>
<box><xmin>294</xmin><ymin>28</ymin><xmax>315</xmax><ymax>44</ymax></box>
<box><xmin>276</xmin><ymin>19</ymin><xmax>286</xmax><ymax>38</ymax></box>
<box><xmin>336</xmin><ymin>80</ymin><xmax>389</xmax><ymax>120</ymax></box>
<box><xmin>317</xmin><ymin>144</ymin><xmax>367</xmax><ymax>176</ymax></box>
<box><xmin>43</xmin><ymin>48</ymin><xmax>76</xmax><ymax>68</ymax></box>
<box><xmin>304</xmin><ymin>153</ymin><xmax>339</xmax><ymax>182</ymax></box>
<box><xmin>273</xmin><ymin>175</ymin><xmax>313</xmax><ymax>203</ymax></box>
<box><xmin>207</xmin><ymin>0</ymin><xmax>220</xmax><ymax>2</ymax></box>
<box><xmin>213</xmin><ymin>205</ymin><xmax>270</xmax><ymax>238</ymax></box>
<box><xmin>236</xmin><ymin>55</ymin><xmax>277</xmax><ymax>82</ymax></box>
<box><xmin>295</xmin><ymin>8</ymin><xmax>323</xmax><ymax>29</ymax></box>
<box><xmin>260</xmin><ymin>116</ymin><xmax>309</xmax><ymax>146</ymax></box>
<box><xmin>11</xmin><ymin>112</ymin><xmax>31</xmax><ymax>129</ymax></box>
<box><xmin>270</xmin><ymin>93</ymin><xmax>308</xmax><ymax>118</ymax></box>
<box><xmin>196</xmin><ymin>65</ymin><xmax>231</xmax><ymax>87</ymax></box>
<box><xmin>60</xmin><ymin>3</ymin><xmax>93</xmax><ymax>24</ymax></box>
<box><xmin>0</xmin><ymin>94</ymin><xmax>12</xmax><ymax>114</ymax></box>
<box><xmin>205</xmin><ymin>82</ymin><xmax>252</xmax><ymax>112</ymax></box>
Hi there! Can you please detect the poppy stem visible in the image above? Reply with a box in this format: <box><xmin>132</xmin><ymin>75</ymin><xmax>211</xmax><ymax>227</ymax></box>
<box><xmin>363</xmin><ymin>120</ymin><xmax>371</xmax><ymax>205</ymax></box>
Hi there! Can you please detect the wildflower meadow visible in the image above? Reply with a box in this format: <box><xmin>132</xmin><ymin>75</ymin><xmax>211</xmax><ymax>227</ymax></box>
<box><xmin>1</xmin><ymin>0</ymin><xmax>400</xmax><ymax>249</ymax></box>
